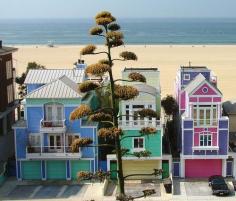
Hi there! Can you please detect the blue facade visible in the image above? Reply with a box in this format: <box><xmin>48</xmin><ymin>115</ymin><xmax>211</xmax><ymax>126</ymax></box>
<box><xmin>13</xmin><ymin>80</ymin><xmax>99</xmax><ymax>180</ymax></box>
<box><xmin>181</xmin><ymin>70</ymin><xmax>211</xmax><ymax>86</ymax></box>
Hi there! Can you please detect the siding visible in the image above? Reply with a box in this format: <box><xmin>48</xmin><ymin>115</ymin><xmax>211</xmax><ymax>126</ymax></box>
<box><xmin>121</xmin><ymin>130</ymin><xmax>162</xmax><ymax>157</ymax></box>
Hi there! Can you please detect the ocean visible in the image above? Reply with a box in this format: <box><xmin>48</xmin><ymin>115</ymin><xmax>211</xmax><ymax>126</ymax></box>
<box><xmin>1</xmin><ymin>18</ymin><xmax>236</xmax><ymax>45</ymax></box>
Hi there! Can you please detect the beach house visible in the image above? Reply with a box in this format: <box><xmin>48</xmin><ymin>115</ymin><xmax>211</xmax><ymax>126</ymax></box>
<box><xmin>0</xmin><ymin>41</ymin><xmax>20</xmax><ymax>178</ymax></box>
<box><xmin>12</xmin><ymin>61</ymin><xmax>99</xmax><ymax>180</ymax></box>
<box><xmin>175</xmin><ymin>66</ymin><xmax>229</xmax><ymax>178</ymax></box>
<box><xmin>107</xmin><ymin>68</ymin><xmax>171</xmax><ymax>179</ymax></box>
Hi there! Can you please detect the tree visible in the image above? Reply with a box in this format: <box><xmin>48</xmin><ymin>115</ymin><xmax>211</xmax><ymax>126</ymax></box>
<box><xmin>70</xmin><ymin>11</ymin><xmax>162</xmax><ymax>201</ymax></box>
<box><xmin>15</xmin><ymin>62</ymin><xmax>45</xmax><ymax>99</ymax></box>
<box><xmin>161</xmin><ymin>95</ymin><xmax>178</xmax><ymax>119</ymax></box>
<box><xmin>161</xmin><ymin>95</ymin><xmax>179</xmax><ymax>157</ymax></box>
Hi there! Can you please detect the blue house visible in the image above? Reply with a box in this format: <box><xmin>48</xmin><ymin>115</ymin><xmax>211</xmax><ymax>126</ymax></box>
<box><xmin>12</xmin><ymin>64</ymin><xmax>99</xmax><ymax>180</ymax></box>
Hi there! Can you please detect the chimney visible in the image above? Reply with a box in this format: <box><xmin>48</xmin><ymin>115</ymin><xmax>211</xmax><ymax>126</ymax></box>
<box><xmin>0</xmin><ymin>40</ymin><xmax>2</xmax><ymax>48</ymax></box>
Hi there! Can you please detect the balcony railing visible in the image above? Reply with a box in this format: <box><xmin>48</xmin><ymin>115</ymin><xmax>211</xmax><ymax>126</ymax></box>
<box><xmin>192</xmin><ymin>146</ymin><xmax>219</xmax><ymax>151</ymax></box>
<box><xmin>26</xmin><ymin>146</ymin><xmax>81</xmax><ymax>159</ymax></box>
<box><xmin>118</xmin><ymin>118</ymin><xmax>161</xmax><ymax>129</ymax></box>
<box><xmin>193</xmin><ymin>119</ymin><xmax>218</xmax><ymax>127</ymax></box>
<box><xmin>40</xmin><ymin>119</ymin><xmax>66</xmax><ymax>133</ymax></box>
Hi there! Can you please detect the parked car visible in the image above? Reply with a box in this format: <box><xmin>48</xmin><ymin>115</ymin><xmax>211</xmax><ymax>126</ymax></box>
<box><xmin>232</xmin><ymin>180</ymin><xmax>236</xmax><ymax>191</ymax></box>
<box><xmin>208</xmin><ymin>175</ymin><xmax>224</xmax><ymax>186</ymax></box>
<box><xmin>209</xmin><ymin>176</ymin><xmax>230</xmax><ymax>196</ymax></box>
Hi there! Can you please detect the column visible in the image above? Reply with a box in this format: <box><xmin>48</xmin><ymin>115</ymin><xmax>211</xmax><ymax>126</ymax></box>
<box><xmin>40</xmin><ymin>133</ymin><xmax>43</xmax><ymax>154</ymax></box>
<box><xmin>64</xmin><ymin>133</ymin><xmax>66</xmax><ymax>153</ymax></box>
<box><xmin>222</xmin><ymin>159</ymin><xmax>227</xmax><ymax>177</ymax></box>
<box><xmin>180</xmin><ymin>158</ymin><xmax>185</xmax><ymax>178</ymax></box>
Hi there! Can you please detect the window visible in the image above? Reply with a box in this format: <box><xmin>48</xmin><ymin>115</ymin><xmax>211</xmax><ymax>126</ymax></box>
<box><xmin>133</xmin><ymin>137</ymin><xmax>144</xmax><ymax>150</ymax></box>
<box><xmin>29</xmin><ymin>134</ymin><xmax>41</xmax><ymax>146</ymax></box>
<box><xmin>7</xmin><ymin>84</ymin><xmax>14</xmax><ymax>103</ymax></box>
<box><xmin>183</xmin><ymin>73</ymin><xmax>190</xmax><ymax>81</ymax></box>
<box><xmin>6</xmin><ymin>60</ymin><xmax>12</xmax><ymax>79</ymax></box>
<box><xmin>193</xmin><ymin>105</ymin><xmax>217</xmax><ymax>126</ymax></box>
<box><xmin>199</xmin><ymin>132</ymin><xmax>212</xmax><ymax>146</ymax></box>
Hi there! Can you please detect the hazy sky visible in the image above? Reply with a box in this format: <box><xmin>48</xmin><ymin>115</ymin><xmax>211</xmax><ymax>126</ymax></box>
<box><xmin>1</xmin><ymin>0</ymin><xmax>236</xmax><ymax>19</ymax></box>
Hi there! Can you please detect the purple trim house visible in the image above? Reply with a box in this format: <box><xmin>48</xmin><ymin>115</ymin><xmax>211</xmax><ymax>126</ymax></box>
<box><xmin>175</xmin><ymin>66</ymin><xmax>229</xmax><ymax>178</ymax></box>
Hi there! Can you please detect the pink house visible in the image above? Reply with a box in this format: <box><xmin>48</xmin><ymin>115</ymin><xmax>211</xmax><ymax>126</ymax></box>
<box><xmin>175</xmin><ymin>66</ymin><xmax>229</xmax><ymax>178</ymax></box>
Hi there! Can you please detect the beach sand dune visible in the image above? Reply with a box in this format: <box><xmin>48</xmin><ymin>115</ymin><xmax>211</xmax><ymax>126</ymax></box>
<box><xmin>13</xmin><ymin>45</ymin><xmax>236</xmax><ymax>101</ymax></box>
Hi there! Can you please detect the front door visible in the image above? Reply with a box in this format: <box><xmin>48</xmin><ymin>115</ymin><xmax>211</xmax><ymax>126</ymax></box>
<box><xmin>49</xmin><ymin>134</ymin><xmax>62</xmax><ymax>152</ymax></box>
<box><xmin>45</xmin><ymin>104</ymin><xmax>64</xmax><ymax>126</ymax></box>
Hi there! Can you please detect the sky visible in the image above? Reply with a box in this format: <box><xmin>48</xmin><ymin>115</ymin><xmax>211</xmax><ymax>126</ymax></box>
<box><xmin>0</xmin><ymin>0</ymin><xmax>236</xmax><ymax>19</ymax></box>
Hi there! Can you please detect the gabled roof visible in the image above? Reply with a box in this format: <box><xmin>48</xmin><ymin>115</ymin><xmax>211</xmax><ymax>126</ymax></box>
<box><xmin>26</xmin><ymin>75</ymin><xmax>82</xmax><ymax>99</ymax></box>
<box><xmin>24</xmin><ymin>69</ymin><xmax>85</xmax><ymax>84</ymax></box>
<box><xmin>184</xmin><ymin>73</ymin><xmax>222</xmax><ymax>95</ymax></box>
<box><xmin>134</xmin><ymin>84</ymin><xmax>159</xmax><ymax>96</ymax></box>
<box><xmin>184</xmin><ymin>74</ymin><xmax>206</xmax><ymax>94</ymax></box>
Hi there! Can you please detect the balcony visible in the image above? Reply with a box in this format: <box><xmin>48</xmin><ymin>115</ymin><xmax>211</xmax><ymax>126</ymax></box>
<box><xmin>118</xmin><ymin>118</ymin><xmax>161</xmax><ymax>130</ymax></box>
<box><xmin>192</xmin><ymin>146</ymin><xmax>219</xmax><ymax>151</ymax></box>
<box><xmin>40</xmin><ymin>119</ymin><xmax>66</xmax><ymax>133</ymax></box>
<box><xmin>26</xmin><ymin>146</ymin><xmax>81</xmax><ymax>159</ymax></box>
<box><xmin>193</xmin><ymin>119</ymin><xmax>218</xmax><ymax>127</ymax></box>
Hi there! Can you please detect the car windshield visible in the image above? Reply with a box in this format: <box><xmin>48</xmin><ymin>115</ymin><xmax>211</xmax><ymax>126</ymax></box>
<box><xmin>212</xmin><ymin>178</ymin><xmax>225</xmax><ymax>185</ymax></box>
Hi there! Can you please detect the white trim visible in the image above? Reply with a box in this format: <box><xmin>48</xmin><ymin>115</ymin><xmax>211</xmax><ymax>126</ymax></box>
<box><xmin>189</xmin><ymin>80</ymin><xmax>222</xmax><ymax>96</ymax></box>
<box><xmin>181</xmin><ymin>154</ymin><xmax>228</xmax><ymax>159</ymax></box>
<box><xmin>183</xmin><ymin>73</ymin><xmax>190</xmax><ymax>81</ymax></box>
<box><xmin>132</xmin><ymin>137</ymin><xmax>145</xmax><ymax>152</ymax></box>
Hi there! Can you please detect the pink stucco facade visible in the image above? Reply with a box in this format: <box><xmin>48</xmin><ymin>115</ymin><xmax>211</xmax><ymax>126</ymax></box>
<box><xmin>180</xmin><ymin>91</ymin><xmax>186</xmax><ymax>110</ymax></box>
<box><xmin>193</xmin><ymin>83</ymin><xmax>218</xmax><ymax>96</ymax></box>
<box><xmin>185</xmin><ymin>159</ymin><xmax>222</xmax><ymax>178</ymax></box>
<box><xmin>193</xmin><ymin>127</ymin><xmax>218</xmax><ymax>146</ymax></box>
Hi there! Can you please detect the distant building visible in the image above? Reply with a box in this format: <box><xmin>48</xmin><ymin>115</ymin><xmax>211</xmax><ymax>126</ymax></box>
<box><xmin>12</xmin><ymin>62</ymin><xmax>100</xmax><ymax>180</ymax></box>
<box><xmin>0</xmin><ymin>40</ymin><xmax>19</xmax><ymax>166</ymax></box>
<box><xmin>175</xmin><ymin>66</ymin><xmax>230</xmax><ymax>178</ymax></box>
<box><xmin>107</xmin><ymin>68</ymin><xmax>171</xmax><ymax>180</ymax></box>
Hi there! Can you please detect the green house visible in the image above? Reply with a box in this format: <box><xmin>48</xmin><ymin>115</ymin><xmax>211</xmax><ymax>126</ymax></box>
<box><xmin>107</xmin><ymin>68</ymin><xmax>171</xmax><ymax>180</ymax></box>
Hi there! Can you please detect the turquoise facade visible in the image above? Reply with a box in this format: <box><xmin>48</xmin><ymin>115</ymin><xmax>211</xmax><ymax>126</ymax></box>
<box><xmin>122</xmin><ymin>130</ymin><xmax>162</xmax><ymax>157</ymax></box>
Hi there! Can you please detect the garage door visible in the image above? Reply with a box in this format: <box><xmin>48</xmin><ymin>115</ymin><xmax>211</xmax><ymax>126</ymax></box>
<box><xmin>22</xmin><ymin>161</ymin><xmax>41</xmax><ymax>180</ymax></box>
<box><xmin>123</xmin><ymin>160</ymin><xmax>161</xmax><ymax>179</ymax></box>
<box><xmin>71</xmin><ymin>160</ymin><xmax>90</xmax><ymax>180</ymax></box>
<box><xmin>47</xmin><ymin>161</ymin><xmax>66</xmax><ymax>179</ymax></box>
<box><xmin>185</xmin><ymin>159</ymin><xmax>222</xmax><ymax>178</ymax></box>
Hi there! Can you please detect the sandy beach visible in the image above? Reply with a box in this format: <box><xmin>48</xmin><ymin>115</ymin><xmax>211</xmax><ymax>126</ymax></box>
<box><xmin>13</xmin><ymin>45</ymin><xmax>236</xmax><ymax>101</ymax></box>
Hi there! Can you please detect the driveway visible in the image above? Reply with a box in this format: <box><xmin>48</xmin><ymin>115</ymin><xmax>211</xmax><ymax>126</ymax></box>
<box><xmin>125</xmin><ymin>180</ymin><xmax>161</xmax><ymax>197</ymax></box>
<box><xmin>3</xmin><ymin>184</ymin><xmax>88</xmax><ymax>200</ymax></box>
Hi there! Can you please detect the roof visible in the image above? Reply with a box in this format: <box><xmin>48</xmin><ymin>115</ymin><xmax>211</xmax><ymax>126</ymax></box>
<box><xmin>223</xmin><ymin>100</ymin><xmax>236</xmax><ymax>114</ymax></box>
<box><xmin>184</xmin><ymin>73</ymin><xmax>222</xmax><ymax>95</ymax></box>
<box><xmin>0</xmin><ymin>46</ymin><xmax>18</xmax><ymax>55</ymax></box>
<box><xmin>24</xmin><ymin>69</ymin><xmax>85</xmax><ymax>84</ymax></box>
<box><xmin>134</xmin><ymin>84</ymin><xmax>159</xmax><ymax>96</ymax></box>
<box><xmin>124</xmin><ymin>67</ymin><xmax>158</xmax><ymax>72</ymax></box>
<box><xmin>184</xmin><ymin>73</ymin><xmax>206</xmax><ymax>94</ymax></box>
<box><xmin>181</xmin><ymin>66</ymin><xmax>208</xmax><ymax>70</ymax></box>
<box><xmin>26</xmin><ymin>75</ymin><xmax>82</xmax><ymax>99</ymax></box>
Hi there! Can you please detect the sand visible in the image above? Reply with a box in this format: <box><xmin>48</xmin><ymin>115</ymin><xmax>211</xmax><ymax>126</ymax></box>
<box><xmin>13</xmin><ymin>45</ymin><xmax>236</xmax><ymax>101</ymax></box>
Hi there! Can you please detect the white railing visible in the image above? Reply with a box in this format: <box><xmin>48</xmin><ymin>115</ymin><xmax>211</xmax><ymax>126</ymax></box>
<box><xmin>40</xmin><ymin>119</ymin><xmax>66</xmax><ymax>133</ymax></box>
<box><xmin>26</xmin><ymin>146</ymin><xmax>81</xmax><ymax>159</ymax></box>
<box><xmin>40</xmin><ymin>119</ymin><xmax>66</xmax><ymax>128</ymax></box>
<box><xmin>193</xmin><ymin>119</ymin><xmax>218</xmax><ymax>127</ymax></box>
<box><xmin>118</xmin><ymin>118</ymin><xmax>161</xmax><ymax>129</ymax></box>
<box><xmin>192</xmin><ymin>146</ymin><xmax>219</xmax><ymax>151</ymax></box>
